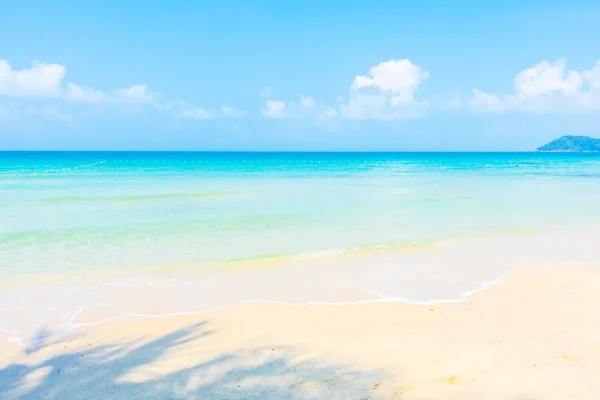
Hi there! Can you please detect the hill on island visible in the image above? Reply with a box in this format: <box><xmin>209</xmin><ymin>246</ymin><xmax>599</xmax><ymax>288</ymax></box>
<box><xmin>537</xmin><ymin>135</ymin><xmax>600</xmax><ymax>152</ymax></box>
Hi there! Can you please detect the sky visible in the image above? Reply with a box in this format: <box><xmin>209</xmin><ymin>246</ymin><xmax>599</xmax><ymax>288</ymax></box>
<box><xmin>1</xmin><ymin>0</ymin><xmax>600</xmax><ymax>151</ymax></box>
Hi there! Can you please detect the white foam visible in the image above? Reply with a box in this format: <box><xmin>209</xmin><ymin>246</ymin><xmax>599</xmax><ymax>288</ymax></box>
<box><xmin>1</xmin><ymin>224</ymin><xmax>599</xmax><ymax>345</ymax></box>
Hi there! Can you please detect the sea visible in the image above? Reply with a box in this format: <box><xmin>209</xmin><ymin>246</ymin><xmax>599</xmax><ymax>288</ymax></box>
<box><xmin>2</xmin><ymin>151</ymin><xmax>600</xmax><ymax>343</ymax></box>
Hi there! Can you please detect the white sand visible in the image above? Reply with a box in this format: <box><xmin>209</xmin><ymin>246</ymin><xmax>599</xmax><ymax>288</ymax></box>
<box><xmin>1</xmin><ymin>265</ymin><xmax>599</xmax><ymax>399</ymax></box>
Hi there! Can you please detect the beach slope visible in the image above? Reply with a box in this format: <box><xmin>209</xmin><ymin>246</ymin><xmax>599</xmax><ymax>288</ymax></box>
<box><xmin>1</xmin><ymin>265</ymin><xmax>599</xmax><ymax>399</ymax></box>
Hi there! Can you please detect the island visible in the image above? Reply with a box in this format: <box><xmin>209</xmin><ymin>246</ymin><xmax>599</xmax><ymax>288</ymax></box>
<box><xmin>537</xmin><ymin>135</ymin><xmax>600</xmax><ymax>152</ymax></box>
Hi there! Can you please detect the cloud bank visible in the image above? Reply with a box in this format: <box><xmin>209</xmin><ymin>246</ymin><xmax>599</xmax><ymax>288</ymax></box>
<box><xmin>0</xmin><ymin>60</ymin><xmax>66</xmax><ymax>98</ymax></box>
<box><xmin>4</xmin><ymin>57</ymin><xmax>600</xmax><ymax>127</ymax></box>
<box><xmin>0</xmin><ymin>60</ymin><xmax>154</xmax><ymax>104</ymax></box>
<box><xmin>261</xmin><ymin>59</ymin><xmax>430</xmax><ymax>121</ymax></box>
<box><xmin>340</xmin><ymin>59</ymin><xmax>429</xmax><ymax>120</ymax></box>
<box><xmin>468</xmin><ymin>59</ymin><xmax>600</xmax><ymax>113</ymax></box>
<box><xmin>0</xmin><ymin>59</ymin><xmax>242</xmax><ymax>122</ymax></box>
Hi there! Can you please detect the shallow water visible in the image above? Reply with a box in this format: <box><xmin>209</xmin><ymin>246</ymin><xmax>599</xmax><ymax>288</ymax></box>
<box><xmin>2</xmin><ymin>152</ymin><xmax>600</xmax><ymax>342</ymax></box>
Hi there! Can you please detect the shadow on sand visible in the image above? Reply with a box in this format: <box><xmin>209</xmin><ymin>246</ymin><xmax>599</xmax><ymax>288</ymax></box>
<box><xmin>0</xmin><ymin>321</ymin><xmax>390</xmax><ymax>399</ymax></box>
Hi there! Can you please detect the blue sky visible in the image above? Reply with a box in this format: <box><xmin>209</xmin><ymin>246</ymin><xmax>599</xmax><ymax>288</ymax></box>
<box><xmin>1</xmin><ymin>0</ymin><xmax>600</xmax><ymax>150</ymax></box>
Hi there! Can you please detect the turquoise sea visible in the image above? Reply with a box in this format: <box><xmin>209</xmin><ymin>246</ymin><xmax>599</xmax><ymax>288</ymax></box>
<box><xmin>2</xmin><ymin>151</ymin><xmax>600</xmax><ymax>342</ymax></box>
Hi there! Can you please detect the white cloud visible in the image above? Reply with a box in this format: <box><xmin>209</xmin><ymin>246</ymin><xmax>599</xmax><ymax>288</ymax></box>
<box><xmin>220</xmin><ymin>106</ymin><xmax>246</xmax><ymax>118</ymax></box>
<box><xmin>514</xmin><ymin>59</ymin><xmax>581</xmax><ymax>96</ymax></box>
<box><xmin>350</xmin><ymin>59</ymin><xmax>428</xmax><ymax>97</ymax></box>
<box><xmin>0</xmin><ymin>59</ymin><xmax>158</xmax><ymax>107</ymax></box>
<box><xmin>261</xmin><ymin>100</ymin><xmax>286</xmax><ymax>118</ymax></box>
<box><xmin>261</xmin><ymin>96</ymin><xmax>323</xmax><ymax>118</ymax></box>
<box><xmin>468</xmin><ymin>89</ymin><xmax>505</xmax><ymax>112</ymax></box>
<box><xmin>301</xmin><ymin>95</ymin><xmax>315</xmax><ymax>109</ymax></box>
<box><xmin>0</xmin><ymin>58</ymin><xmax>252</xmax><ymax>125</ymax></box>
<box><xmin>180</xmin><ymin>105</ymin><xmax>214</xmax><ymax>119</ymax></box>
<box><xmin>114</xmin><ymin>84</ymin><xmax>155</xmax><ymax>103</ymax></box>
<box><xmin>583</xmin><ymin>61</ymin><xmax>600</xmax><ymax>88</ymax></box>
<box><xmin>0</xmin><ymin>60</ymin><xmax>66</xmax><ymax>97</ymax></box>
<box><xmin>64</xmin><ymin>83</ymin><xmax>107</xmax><ymax>102</ymax></box>
<box><xmin>340</xmin><ymin>59</ymin><xmax>429</xmax><ymax>120</ymax></box>
<box><xmin>319</xmin><ymin>106</ymin><xmax>337</xmax><ymax>119</ymax></box>
<box><xmin>159</xmin><ymin>100</ymin><xmax>246</xmax><ymax>120</ymax></box>
<box><xmin>65</xmin><ymin>83</ymin><xmax>154</xmax><ymax>104</ymax></box>
<box><xmin>468</xmin><ymin>59</ymin><xmax>600</xmax><ymax>114</ymax></box>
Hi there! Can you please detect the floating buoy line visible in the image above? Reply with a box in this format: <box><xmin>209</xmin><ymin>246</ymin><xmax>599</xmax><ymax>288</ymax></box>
<box><xmin>2</xmin><ymin>158</ymin><xmax>389</xmax><ymax>179</ymax></box>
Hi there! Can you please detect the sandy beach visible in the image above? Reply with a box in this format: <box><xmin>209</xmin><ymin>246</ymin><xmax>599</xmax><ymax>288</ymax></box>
<box><xmin>1</xmin><ymin>265</ymin><xmax>599</xmax><ymax>399</ymax></box>
<box><xmin>4</xmin><ymin>1</ymin><xmax>600</xmax><ymax>398</ymax></box>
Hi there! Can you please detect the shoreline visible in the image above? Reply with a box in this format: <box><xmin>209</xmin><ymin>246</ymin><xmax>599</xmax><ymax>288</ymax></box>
<box><xmin>2</xmin><ymin>269</ymin><xmax>507</xmax><ymax>347</ymax></box>
<box><xmin>2</xmin><ymin>223</ymin><xmax>600</xmax><ymax>344</ymax></box>
<box><xmin>2</xmin><ymin>265</ymin><xmax>599</xmax><ymax>399</ymax></box>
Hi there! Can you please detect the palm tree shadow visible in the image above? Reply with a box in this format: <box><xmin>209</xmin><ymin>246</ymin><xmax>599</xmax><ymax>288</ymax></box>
<box><xmin>0</xmin><ymin>321</ymin><xmax>390</xmax><ymax>399</ymax></box>
<box><xmin>24</xmin><ymin>326</ymin><xmax>84</xmax><ymax>355</ymax></box>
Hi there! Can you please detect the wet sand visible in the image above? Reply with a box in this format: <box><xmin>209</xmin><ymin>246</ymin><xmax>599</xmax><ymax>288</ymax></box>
<box><xmin>1</xmin><ymin>265</ymin><xmax>599</xmax><ymax>399</ymax></box>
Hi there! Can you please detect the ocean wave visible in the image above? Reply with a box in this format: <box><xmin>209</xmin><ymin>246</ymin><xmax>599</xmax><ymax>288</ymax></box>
<box><xmin>2</xmin><ymin>223</ymin><xmax>600</xmax><ymax>345</ymax></box>
<box><xmin>41</xmin><ymin>191</ymin><xmax>237</xmax><ymax>204</ymax></box>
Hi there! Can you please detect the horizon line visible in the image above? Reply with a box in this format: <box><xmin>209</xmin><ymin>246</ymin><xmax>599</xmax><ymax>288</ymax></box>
<box><xmin>0</xmin><ymin>149</ymin><xmax>548</xmax><ymax>153</ymax></box>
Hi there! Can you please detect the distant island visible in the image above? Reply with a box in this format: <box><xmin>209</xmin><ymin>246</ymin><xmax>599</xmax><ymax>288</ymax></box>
<box><xmin>537</xmin><ymin>135</ymin><xmax>600</xmax><ymax>152</ymax></box>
